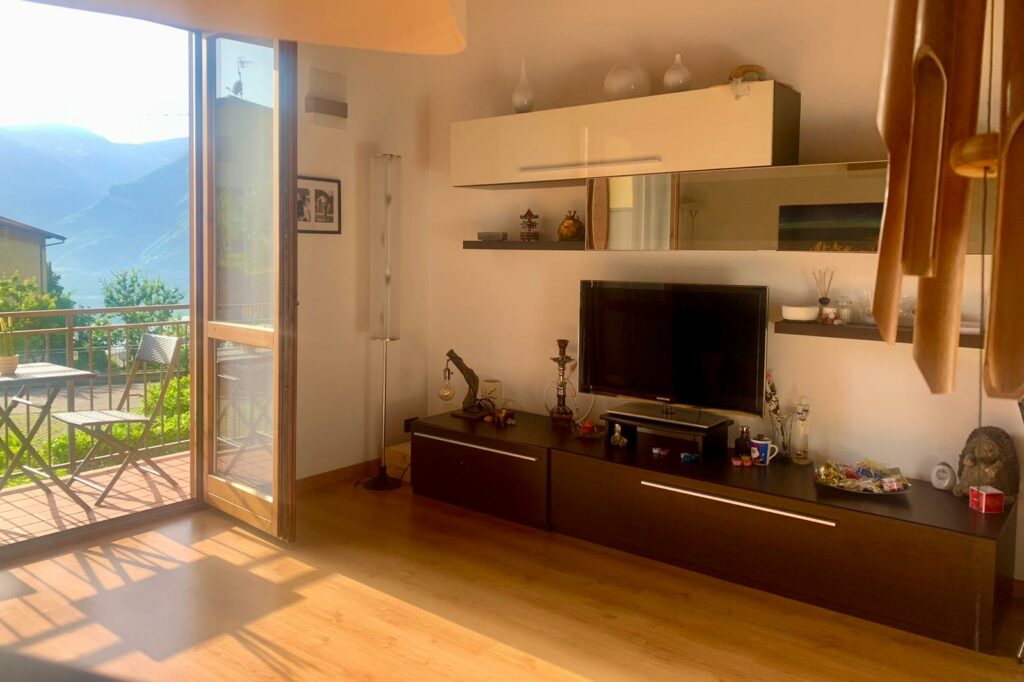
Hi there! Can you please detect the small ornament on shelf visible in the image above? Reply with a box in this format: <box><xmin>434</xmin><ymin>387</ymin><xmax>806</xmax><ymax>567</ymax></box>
<box><xmin>520</xmin><ymin>208</ymin><xmax>540</xmax><ymax>242</ymax></box>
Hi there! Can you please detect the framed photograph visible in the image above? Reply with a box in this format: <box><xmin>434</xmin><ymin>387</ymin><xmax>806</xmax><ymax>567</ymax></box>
<box><xmin>297</xmin><ymin>176</ymin><xmax>341</xmax><ymax>234</ymax></box>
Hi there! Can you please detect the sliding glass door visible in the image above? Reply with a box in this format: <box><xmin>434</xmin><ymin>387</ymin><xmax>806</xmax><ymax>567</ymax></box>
<box><xmin>197</xmin><ymin>35</ymin><xmax>297</xmax><ymax>540</ymax></box>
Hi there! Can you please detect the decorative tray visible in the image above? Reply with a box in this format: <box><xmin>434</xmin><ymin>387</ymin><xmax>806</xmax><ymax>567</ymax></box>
<box><xmin>814</xmin><ymin>460</ymin><xmax>912</xmax><ymax>495</ymax></box>
<box><xmin>574</xmin><ymin>423</ymin><xmax>608</xmax><ymax>440</ymax></box>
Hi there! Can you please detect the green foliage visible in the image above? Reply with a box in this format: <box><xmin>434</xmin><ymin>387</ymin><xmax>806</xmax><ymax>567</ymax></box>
<box><xmin>97</xmin><ymin>268</ymin><xmax>186</xmax><ymax>347</ymax></box>
<box><xmin>0</xmin><ymin>317</ymin><xmax>13</xmax><ymax>356</ymax></box>
<box><xmin>0</xmin><ymin>273</ymin><xmax>58</xmax><ymax>321</ymax></box>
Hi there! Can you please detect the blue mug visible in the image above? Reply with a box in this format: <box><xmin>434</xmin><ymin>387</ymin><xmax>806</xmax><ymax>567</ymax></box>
<box><xmin>750</xmin><ymin>438</ymin><xmax>779</xmax><ymax>466</ymax></box>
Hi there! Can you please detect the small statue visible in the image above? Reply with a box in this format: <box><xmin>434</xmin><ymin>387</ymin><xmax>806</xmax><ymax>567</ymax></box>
<box><xmin>445</xmin><ymin>349</ymin><xmax>483</xmax><ymax>415</ymax></box>
<box><xmin>953</xmin><ymin>426</ymin><xmax>1019</xmax><ymax>503</ymax></box>
<box><xmin>610</xmin><ymin>423</ymin><xmax>628</xmax><ymax>448</ymax></box>
<box><xmin>557</xmin><ymin>210</ymin><xmax>585</xmax><ymax>241</ymax></box>
<box><xmin>520</xmin><ymin>209</ymin><xmax>539</xmax><ymax>242</ymax></box>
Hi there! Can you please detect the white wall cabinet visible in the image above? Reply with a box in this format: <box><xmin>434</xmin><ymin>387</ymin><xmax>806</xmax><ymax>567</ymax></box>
<box><xmin>450</xmin><ymin>81</ymin><xmax>800</xmax><ymax>187</ymax></box>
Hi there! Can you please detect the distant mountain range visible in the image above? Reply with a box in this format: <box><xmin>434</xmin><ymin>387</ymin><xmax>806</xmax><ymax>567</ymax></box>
<box><xmin>0</xmin><ymin>125</ymin><xmax>188</xmax><ymax>306</ymax></box>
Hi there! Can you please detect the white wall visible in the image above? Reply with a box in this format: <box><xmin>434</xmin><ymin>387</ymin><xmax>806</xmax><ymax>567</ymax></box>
<box><xmin>295</xmin><ymin>43</ymin><xmax>431</xmax><ymax>479</ymax></box>
<box><xmin>418</xmin><ymin>0</ymin><xmax>1024</xmax><ymax>572</ymax></box>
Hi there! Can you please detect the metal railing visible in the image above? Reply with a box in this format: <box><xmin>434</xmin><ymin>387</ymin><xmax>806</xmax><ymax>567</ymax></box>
<box><xmin>0</xmin><ymin>304</ymin><xmax>190</xmax><ymax>487</ymax></box>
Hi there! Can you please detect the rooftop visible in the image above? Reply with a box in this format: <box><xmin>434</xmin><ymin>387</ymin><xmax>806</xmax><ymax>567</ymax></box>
<box><xmin>0</xmin><ymin>215</ymin><xmax>65</xmax><ymax>244</ymax></box>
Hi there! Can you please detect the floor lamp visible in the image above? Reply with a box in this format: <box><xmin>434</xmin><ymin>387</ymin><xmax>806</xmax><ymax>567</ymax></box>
<box><xmin>364</xmin><ymin>153</ymin><xmax>403</xmax><ymax>491</ymax></box>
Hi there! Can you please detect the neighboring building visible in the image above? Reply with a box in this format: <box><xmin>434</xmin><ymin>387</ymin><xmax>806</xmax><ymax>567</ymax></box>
<box><xmin>0</xmin><ymin>215</ymin><xmax>65</xmax><ymax>291</ymax></box>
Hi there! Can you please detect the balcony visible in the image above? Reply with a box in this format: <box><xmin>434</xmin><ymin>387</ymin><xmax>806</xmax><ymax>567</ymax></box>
<box><xmin>0</xmin><ymin>305</ymin><xmax>192</xmax><ymax>543</ymax></box>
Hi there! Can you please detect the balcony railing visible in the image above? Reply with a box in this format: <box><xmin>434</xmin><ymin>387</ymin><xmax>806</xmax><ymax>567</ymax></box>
<box><xmin>0</xmin><ymin>304</ymin><xmax>190</xmax><ymax>489</ymax></box>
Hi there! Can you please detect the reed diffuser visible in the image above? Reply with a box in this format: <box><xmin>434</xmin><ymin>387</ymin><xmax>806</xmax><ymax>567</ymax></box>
<box><xmin>813</xmin><ymin>269</ymin><xmax>838</xmax><ymax>325</ymax></box>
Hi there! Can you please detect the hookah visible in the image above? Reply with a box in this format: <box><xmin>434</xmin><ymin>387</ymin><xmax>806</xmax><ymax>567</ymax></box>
<box><xmin>548</xmin><ymin>339</ymin><xmax>576</xmax><ymax>427</ymax></box>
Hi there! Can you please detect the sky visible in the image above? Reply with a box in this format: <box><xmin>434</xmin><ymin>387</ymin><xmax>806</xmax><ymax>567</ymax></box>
<box><xmin>0</xmin><ymin>0</ymin><xmax>190</xmax><ymax>143</ymax></box>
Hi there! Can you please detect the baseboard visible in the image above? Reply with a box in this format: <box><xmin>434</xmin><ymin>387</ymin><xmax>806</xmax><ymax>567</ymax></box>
<box><xmin>296</xmin><ymin>461</ymin><xmax>373</xmax><ymax>493</ymax></box>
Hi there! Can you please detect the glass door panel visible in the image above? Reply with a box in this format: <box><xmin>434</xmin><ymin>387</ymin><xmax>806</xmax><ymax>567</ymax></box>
<box><xmin>199</xmin><ymin>34</ymin><xmax>296</xmax><ymax>539</ymax></box>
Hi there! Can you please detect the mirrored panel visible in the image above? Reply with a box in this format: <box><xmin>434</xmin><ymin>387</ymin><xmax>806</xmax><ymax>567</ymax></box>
<box><xmin>586</xmin><ymin>162</ymin><xmax>993</xmax><ymax>253</ymax></box>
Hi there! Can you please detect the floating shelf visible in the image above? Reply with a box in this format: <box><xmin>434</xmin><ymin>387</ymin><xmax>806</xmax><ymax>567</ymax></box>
<box><xmin>463</xmin><ymin>240</ymin><xmax>585</xmax><ymax>251</ymax></box>
<box><xmin>773</xmin><ymin>321</ymin><xmax>984</xmax><ymax>349</ymax></box>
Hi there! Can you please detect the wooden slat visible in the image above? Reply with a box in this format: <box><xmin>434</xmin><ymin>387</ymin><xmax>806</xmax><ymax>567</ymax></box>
<box><xmin>912</xmin><ymin>0</ymin><xmax>986</xmax><ymax>393</ymax></box>
<box><xmin>901</xmin><ymin>0</ymin><xmax>955</xmax><ymax>277</ymax></box>
<box><xmin>985</xmin><ymin>0</ymin><xmax>1024</xmax><ymax>400</ymax></box>
<box><xmin>872</xmin><ymin>0</ymin><xmax>917</xmax><ymax>342</ymax></box>
<box><xmin>206</xmin><ymin>321</ymin><xmax>274</xmax><ymax>349</ymax></box>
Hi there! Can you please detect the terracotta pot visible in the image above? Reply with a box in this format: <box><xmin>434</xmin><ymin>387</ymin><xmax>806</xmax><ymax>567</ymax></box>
<box><xmin>0</xmin><ymin>355</ymin><xmax>17</xmax><ymax>376</ymax></box>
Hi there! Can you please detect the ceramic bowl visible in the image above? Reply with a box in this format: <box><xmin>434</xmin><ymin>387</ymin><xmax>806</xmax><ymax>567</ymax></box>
<box><xmin>781</xmin><ymin>305</ymin><xmax>820</xmax><ymax>322</ymax></box>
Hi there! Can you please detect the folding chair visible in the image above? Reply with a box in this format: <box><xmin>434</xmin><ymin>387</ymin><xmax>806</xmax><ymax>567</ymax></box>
<box><xmin>53</xmin><ymin>333</ymin><xmax>183</xmax><ymax>506</ymax></box>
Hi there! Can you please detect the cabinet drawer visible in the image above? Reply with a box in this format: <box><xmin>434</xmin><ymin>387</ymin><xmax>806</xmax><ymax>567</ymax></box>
<box><xmin>551</xmin><ymin>450</ymin><xmax>987</xmax><ymax>646</ymax></box>
<box><xmin>412</xmin><ymin>431</ymin><xmax>548</xmax><ymax>528</ymax></box>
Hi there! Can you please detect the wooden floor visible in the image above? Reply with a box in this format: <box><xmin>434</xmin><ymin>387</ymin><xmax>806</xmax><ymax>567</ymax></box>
<box><xmin>0</xmin><ymin>451</ymin><xmax>190</xmax><ymax>545</ymax></box>
<box><xmin>0</xmin><ymin>478</ymin><xmax>1020</xmax><ymax>681</ymax></box>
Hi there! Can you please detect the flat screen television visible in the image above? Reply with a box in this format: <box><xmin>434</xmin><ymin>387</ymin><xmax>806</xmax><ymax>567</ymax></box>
<box><xmin>579</xmin><ymin>281</ymin><xmax>768</xmax><ymax>415</ymax></box>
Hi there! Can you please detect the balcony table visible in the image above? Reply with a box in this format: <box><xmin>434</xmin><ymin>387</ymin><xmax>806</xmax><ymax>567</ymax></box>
<box><xmin>0</xmin><ymin>362</ymin><xmax>97</xmax><ymax>508</ymax></box>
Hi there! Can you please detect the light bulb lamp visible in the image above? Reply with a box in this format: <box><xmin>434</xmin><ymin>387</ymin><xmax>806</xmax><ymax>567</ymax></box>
<box><xmin>365</xmin><ymin>153</ymin><xmax>403</xmax><ymax>491</ymax></box>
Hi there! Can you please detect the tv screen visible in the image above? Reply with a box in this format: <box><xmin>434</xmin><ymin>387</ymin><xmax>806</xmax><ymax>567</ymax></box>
<box><xmin>579</xmin><ymin>281</ymin><xmax>768</xmax><ymax>415</ymax></box>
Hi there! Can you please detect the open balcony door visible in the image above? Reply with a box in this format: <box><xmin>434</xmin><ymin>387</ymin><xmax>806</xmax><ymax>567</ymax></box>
<box><xmin>193</xmin><ymin>34</ymin><xmax>297</xmax><ymax>540</ymax></box>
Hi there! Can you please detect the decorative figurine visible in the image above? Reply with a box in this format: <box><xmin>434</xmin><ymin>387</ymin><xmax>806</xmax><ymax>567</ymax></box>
<box><xmin>549</xmin><ymin>339</ymin><xmax>575</xmax><ymax>427</ymax></box>
<box><xmin>520</xmin><ymin>209</ymin><xmax>540</xmax><ymax>241</ymax></box>
<box><xmin>610</xmin><ymin>423</ymin><xmax>628</xmax><ymax>448</ymax></box>
<box><xmin>952</xmin><ymin>426</ymin><xmax>1020</xmax><ymax>503</ymax></box>
<box><xmin>446</xmin><ymin>349</ymin><xmax>489</xmax><ymax>420</ymax></box>
<box><xmin>557</xmin><ymin>210</ymin><xmax>585</xmax><ymax>241</ymax></box>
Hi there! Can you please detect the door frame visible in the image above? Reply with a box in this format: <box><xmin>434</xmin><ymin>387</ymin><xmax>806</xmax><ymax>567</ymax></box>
<box><xmin>192</xmin><ymin>34</ymin><xmax>297</xmax><ymax>541</ymax></box>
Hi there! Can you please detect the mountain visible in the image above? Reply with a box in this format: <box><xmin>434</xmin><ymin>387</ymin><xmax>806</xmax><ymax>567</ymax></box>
<box><xmin>0</xmin><ymin>125</ymin><xmax>189</xmax><ymax>307</ymax></box>
<box><xmin>0</xmin><ymin>126</ymin><xmax>187</xmax><ymax>228</ymax></box>
<box><xmin>49</xmin><ymin>156</ymin><xmax>189</xmax><ymax>307</ymax></box>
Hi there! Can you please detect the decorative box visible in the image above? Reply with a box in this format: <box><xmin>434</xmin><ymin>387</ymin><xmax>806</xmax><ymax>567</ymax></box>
<box><xmin>969</xmin><ymin>486</ymin><xmax>1005</xmax><ymax>514</ymax></box>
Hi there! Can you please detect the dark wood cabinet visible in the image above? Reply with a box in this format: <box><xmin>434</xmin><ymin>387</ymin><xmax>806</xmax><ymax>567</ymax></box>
<box><xmin>411</xmin><ymin>428</ymin><xmax>548</xmax><ymax>528</ymax></box>
<box><xmin>550</xmin><ymin>449</ymin><xmax>1008</xmax><ymax>648</ymax></box>
<box><xmin>410</xmin><ymin>412</ymin><xmax>1015</xmax><ymax>650</ymax></box>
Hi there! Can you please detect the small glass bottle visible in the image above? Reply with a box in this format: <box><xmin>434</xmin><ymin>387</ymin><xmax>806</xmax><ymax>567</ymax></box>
<box><xmin>734</xmin><ymin>426</ymin><xmax>751</xmax><ymax>460</ymax></box>
<box><xmin>792</xmin><ymin>398</ymin><xmax>812</xmax><ymax>466</ymax></box>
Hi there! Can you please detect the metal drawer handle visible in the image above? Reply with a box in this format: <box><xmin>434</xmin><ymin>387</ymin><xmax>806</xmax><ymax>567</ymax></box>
<box><xmin>640</xmin><ymin>480</ymin><xmax>837</xmax><ymax>527</ymax></box>
<box><xmin>414</xmin><ymin>433</ymin><xmax>539</xmax><ymax>462</ymax></box>
<box><xmin>520</xmin><ymin>155</ymin><xmax>662</xmax><ymax>173</ymax></box>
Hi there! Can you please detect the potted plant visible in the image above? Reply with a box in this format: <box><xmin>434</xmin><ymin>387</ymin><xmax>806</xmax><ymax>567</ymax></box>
<box><xmin>0</xmin><ymin>317</ymin><xmax>17</xmax><ymax>376</ymax></box>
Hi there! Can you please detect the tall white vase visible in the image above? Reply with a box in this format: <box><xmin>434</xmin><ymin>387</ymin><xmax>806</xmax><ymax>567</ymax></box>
<box><xmin>512</xmin><ymin>58</ymin><xmax>534</xmax><ymax>113</ymax></box>
<box><xmin>663</xmin><ymin>53</ymin><xmax>693</xmax><ymax>92</ymax></box>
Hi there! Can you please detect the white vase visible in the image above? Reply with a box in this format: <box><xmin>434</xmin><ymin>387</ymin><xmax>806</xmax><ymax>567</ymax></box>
<box><xmin>512</xmin><ymin>58</ymin><xmax>534</xmax><ymax>113</ymax></box>
<box><xmin>663</xmin><ymin>53</ymin><xmax>693</xmax><ymax>93</ymax></box>
<box><xmin>603</xmin><ymin>65</ymin><xmax>651</xmax><ymax>101</ymax></box>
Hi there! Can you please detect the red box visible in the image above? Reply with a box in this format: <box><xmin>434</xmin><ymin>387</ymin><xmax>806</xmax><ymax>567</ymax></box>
<box><xmin>970</xmin><ymin>486</ymin><xmax>1005</xmax><ymax>514</ymax></box>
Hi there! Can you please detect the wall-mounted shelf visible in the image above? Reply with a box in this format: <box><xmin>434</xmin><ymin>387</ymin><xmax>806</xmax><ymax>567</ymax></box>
<box><xmin>463</xmin><ymin>240</ymin><xmax>585</xmax><ymax>251</ymax></box>
<box><xmin>773</xmin><ymin>321</ymin><xmax>984</xmax><ymax>349</ymax></box>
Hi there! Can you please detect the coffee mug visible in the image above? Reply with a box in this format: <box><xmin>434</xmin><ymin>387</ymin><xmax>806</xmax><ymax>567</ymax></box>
<box><xmin>750</xmin><ymin>438</ymin><xmax>778</xmax><ymax>466</ymax></box>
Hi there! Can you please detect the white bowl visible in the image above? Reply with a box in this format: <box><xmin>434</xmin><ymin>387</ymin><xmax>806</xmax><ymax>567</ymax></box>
<box><xmin>781</xmin><ymin>305</ymin><xmax>819</xmax><ymax>322</ymax></box>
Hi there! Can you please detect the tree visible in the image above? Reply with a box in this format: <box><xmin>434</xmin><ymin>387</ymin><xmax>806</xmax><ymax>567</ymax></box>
<box><xmin>99</xmin><ymin>268</ymin><xmax>186</xmax><ymax>348</ymax></box>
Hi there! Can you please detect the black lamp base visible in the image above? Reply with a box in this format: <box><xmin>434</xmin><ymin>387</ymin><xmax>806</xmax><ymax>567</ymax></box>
<box><xmin>363</xmin><ymin>464</ymin><xmax>403</xmax><ymax>491</ymax></box>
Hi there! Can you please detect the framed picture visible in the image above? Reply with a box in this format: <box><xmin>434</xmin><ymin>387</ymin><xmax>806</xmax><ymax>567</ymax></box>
<box><xmin>297</xmin><ymin>176</ymin><xmax>341</xmax><ymax>234</ymax></box>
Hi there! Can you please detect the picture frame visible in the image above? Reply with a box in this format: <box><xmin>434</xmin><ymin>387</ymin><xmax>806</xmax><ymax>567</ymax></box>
<box><xmin>297</xmin><ymin>176</ymin><xmax>341</xmax><ymax>234</ymax></box>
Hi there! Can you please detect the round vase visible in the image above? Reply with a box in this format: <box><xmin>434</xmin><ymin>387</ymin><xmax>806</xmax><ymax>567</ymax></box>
<box><xmin>663</xmin><ymin>53</ymin><xmax>693</xmax><ymax>92</ymax></box>
<box><xmin>603</xmin><ymin>65</ymin><xmax>651</xmax><ymax>101</ymax></box>
<box><xmin>0</xmin><ymin>355</ymin><xmax>18</xmax><ymax>377</ymax></box>
<box><xmin>512</xmin><ymin>58</ymin><xmax>534</xmax><ymax>113</ymax></box>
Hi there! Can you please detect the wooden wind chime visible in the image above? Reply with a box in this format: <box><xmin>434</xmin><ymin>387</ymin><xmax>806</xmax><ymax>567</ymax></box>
<box><xmin>873</xmin><ymin>0</ymin><xmax>1023</xmax><ymax>400</ymax></box>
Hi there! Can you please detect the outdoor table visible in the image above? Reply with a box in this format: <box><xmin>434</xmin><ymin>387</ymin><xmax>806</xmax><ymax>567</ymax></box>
<box><xmin>0</xmin><ymin>362</ymin><xmax>96</xmax><ymax>508</ymax></box>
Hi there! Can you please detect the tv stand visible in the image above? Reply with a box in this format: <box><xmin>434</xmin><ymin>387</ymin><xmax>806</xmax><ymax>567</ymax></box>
<box><xmin>603</xmin><ymin>402</ymin><xmax>732</xmax><ymax>458</ymax></box>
